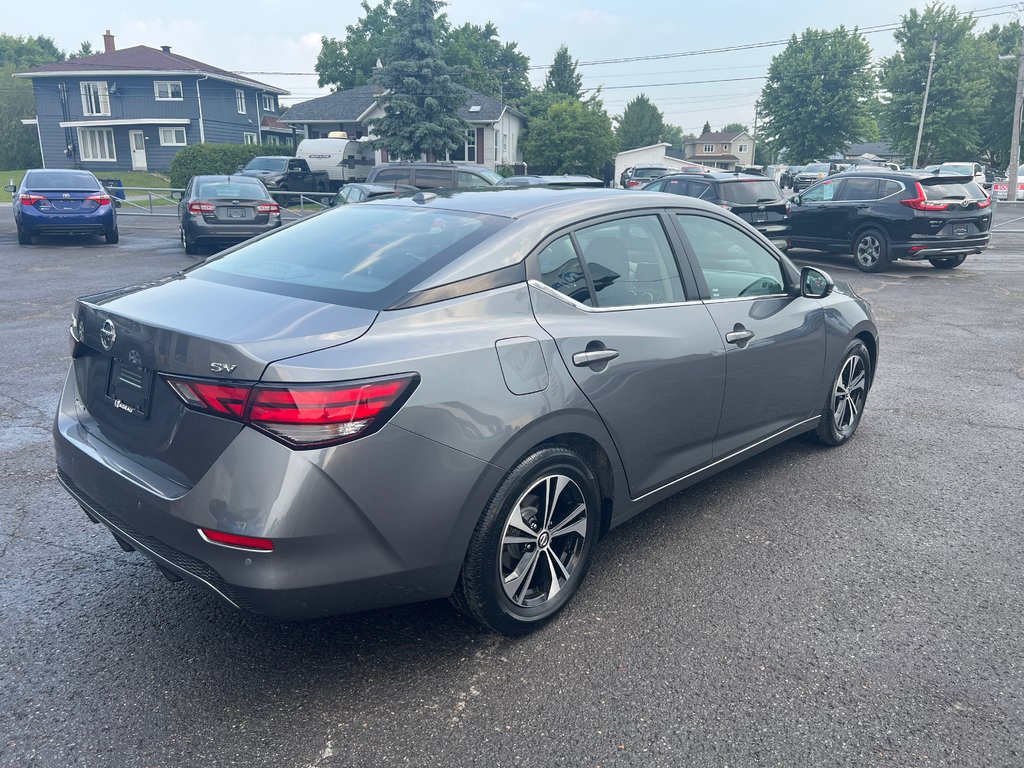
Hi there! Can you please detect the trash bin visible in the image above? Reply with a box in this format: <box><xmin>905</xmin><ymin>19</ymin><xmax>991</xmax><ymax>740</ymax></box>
<box><xmin>101</xmin><ymin>179</ymin><xmax>125</xmax><ymax>200</ymax></box>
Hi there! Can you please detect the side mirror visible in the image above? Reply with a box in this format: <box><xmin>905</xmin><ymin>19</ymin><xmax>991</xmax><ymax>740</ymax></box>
<box><xmin>791</xmin><ymin>195</ymin><xmax>802</xmax><ymax>206</ymax></box>
<box><xmin>236</xmin><ymin>165</ymin><xmax>245</xmax><ymax>173</ymax></box>
<box><xmin>3</xmin><ymin>184</ymin><xmax>15</xmax><ymax>193</ymax></box>
<box><xmin>801</xmin><ymin>266</ymin><xmax>834</xmax><ymax>299</ymax></box>
<box><xmin>170</xmin><ymin>191</ymin><xmax>183</xmax><ymax>201</ymax></box>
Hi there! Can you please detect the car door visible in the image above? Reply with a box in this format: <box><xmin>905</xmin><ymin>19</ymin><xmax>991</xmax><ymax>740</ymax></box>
<box><xmin>672</xmin><ymin>212</ymin><xmax>826</xmax><ymax>458</ymax></box>
<box><xmin>789</xmin><ymin>177</ymin><xmax>844</xmax><ymax>249</ymax></box>
<box><xmin>528</xmin><ymin>213</ymin><xmax>727</xmax><ymax>498</ymax></box>
<box><xmin>832</xmin><ymin>175</ymin><xmax>882</xmax><ymax>241</ymax></box>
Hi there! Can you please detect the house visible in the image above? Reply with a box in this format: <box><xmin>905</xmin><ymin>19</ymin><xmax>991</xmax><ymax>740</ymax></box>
<box><xmin>682</xmin><ymin>131</ymin><xmax>755</xmax><ymax>171</ymax></box>
<box><xmin>841</xmin><ymin>141</ymin><xmax>905</xmax><ymax>167</ymax></box>
<box><xmin>14</xmin><ymin>31</ymin><xmax>289</xmax><ymax>172</ymax></box>
<box><xmin>279</xmin><ymin>84</ymin><xmax>525</xmax><ymax>171</ymax></box>
<box><xmin>613</xmin><ymin>143</ymin><xmax>712</xmax><ymax>188</ymax></box>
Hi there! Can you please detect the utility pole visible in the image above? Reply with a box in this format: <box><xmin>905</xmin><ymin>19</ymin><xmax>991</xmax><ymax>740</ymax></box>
<box><xmin>1005</xmin><ymin>23</ymin><xmax>1024</xmax><ymax>203</ymax></box>
<box><xmin>912</xmin><ymin>37</ymin><xmax>937</xmax><ymax>169</ymax></box>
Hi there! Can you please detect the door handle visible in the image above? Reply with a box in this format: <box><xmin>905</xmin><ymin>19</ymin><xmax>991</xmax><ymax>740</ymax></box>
<box><xmin>572</xmin><ymin>349</ymin><xmax>620</xmax><ymax>367</ymax></box>
<box><xmin>725</xmin><ymin>329</ymin><xmax>755</xmax><ymax>345</ymax></box>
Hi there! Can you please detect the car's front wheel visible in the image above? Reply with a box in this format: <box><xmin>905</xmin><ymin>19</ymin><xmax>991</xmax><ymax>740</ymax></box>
<box><xmin>814</xmin><ymin>340</ymin><xmax>871</xmax><ymax>447</ymax></box>
<box><xmin>452</xmin><ymin>446</ymin><xmax>599</xmax><ymax>635</ymax></box>
<box><xmin>852</xmin><ymin>228</ymin><xmax>890</xmax><ymax>272</ymax></box>
<box><xmin>928</xmin><ymin>254</ymin><xmax>967</xmax><ymax>269</ymax></box>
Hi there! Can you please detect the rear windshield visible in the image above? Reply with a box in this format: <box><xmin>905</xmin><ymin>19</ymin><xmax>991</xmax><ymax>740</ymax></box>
<box><xmin>718</xmin><ymin>180</ymin><xmax>783</xmax><ymax>204</ymax></box>
<box><xmin>803</xmin><ymin>163</ymin><xmax>830</xmax><ymax>173</ymax></box>
<box><xmin>197</xmin><ymin>179</ymin><xmax>271</xmax><ymax>199</ymax></box>
<box><xmin>923</xmin><ymin>181</ymin><xmax>987</xmax><ymax>200</ymax></box>
<box><xmin>245</xmin><ymin>157</ymin><xmax>289</xmax><ymax>171</ymax></box>
<box><xmin>632</xmin><ymin>168</ymin><xmax>666</xmax><ymax>179</ymax></box>
<box><xmin>188</xmin><ymin>205</ymin><xmax>507</xmax><ymax>309</ymax></box>
<box><xmin>25</xmin><ymin>171</ymin><xmax>100</xmax><ymax>191</ymax></box>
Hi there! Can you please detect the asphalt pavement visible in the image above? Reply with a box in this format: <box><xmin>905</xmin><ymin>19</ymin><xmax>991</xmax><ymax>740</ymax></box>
<box><xmin>1</xmin><ymin>204</ymin><xmax>1023</xmax><ymax>767</ymax></box>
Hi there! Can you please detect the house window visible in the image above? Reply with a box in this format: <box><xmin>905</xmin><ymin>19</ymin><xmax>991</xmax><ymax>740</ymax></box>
<box><xmin>243</xmin><ymin>132</ymin><xmax>257</xmax><ymax>145</ymax></box>
<box><xmin>722</xmin><ymin>143</ymin><xmax>730</xmax><ymax>151</ymax></box>
<box><xmin>261</xmin><ymin>94</ymin><xmax>275</xmax><ymax>112</ymax></box>
<box><xmin>703</xmin><ymin>143</ymin><xmax>714</xmax><ymax>153</ymax></box>
<box><xmin>494</xmin><ymin>129</ymin><xmax>500</xmax><ymax>162</ymax></box>
<box><xmin>236</xmin><ymin>89</ymin><xmax>246</xmax><ymax>114</ymax></box>
<box><xmin>159</xmin><ymin>127</ymin><xmax>187</xmax><ymax>146</ymax></box>
<box><xmin>738</xmin><ymin>143</ymin><xmax>748</xmax><ymax>153</ymax></box>
<box><xmin>265</xmin><ymin>135</ymin><xmax>280</xmax><ymax>145</ymax></box>
<box><xmin>449</xmin><ymin>129</ymin><xmax>477</xmax><ymax>162</ymax></box>
<box><xmin>154</xmin><ymin>81</ymin><xmax>183</xmax><ymax>100</ymax></box>
<box><xmin>78</xmin><ymin>127</ymin><xmax>116</xmax><ymax>161</ymax></box>
<box><xmin>80</xmin><ymin>82</ymin><xmax>110</xmax><ymax>116</ymax></box>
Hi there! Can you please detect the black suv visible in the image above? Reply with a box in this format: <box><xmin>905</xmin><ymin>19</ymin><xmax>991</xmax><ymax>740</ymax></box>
<box><xmin>792</xmin><ymin>162</ymin><xmax>840</xmax><ymax>192</ymax></box>
<box><xmin>642</xmin><ymin>171</ymin><xmax>791</xmax><ymax>250</ymax></box>
<box><xmin>788</xmin><ymin>170</ymin><xmax>992</xmax><ymax>272</ymax></box>
<box><xmin>365</xmin><ymin>162</ymin><xmax>501</xmax><ymax>189</ymax></box>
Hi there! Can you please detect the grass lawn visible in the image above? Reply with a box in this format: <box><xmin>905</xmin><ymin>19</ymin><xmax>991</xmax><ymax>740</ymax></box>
<box><xmin>1</xmin><ymin>169</ymin><xmax>169</xmax><ymax>202</ymax></box>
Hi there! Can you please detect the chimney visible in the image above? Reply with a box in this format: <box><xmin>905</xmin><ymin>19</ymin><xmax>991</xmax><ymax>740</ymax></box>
<box><xmin>161</xmin><ymin>45</ymin><xmax>172</xmax><ymax>54</ymax></box>
<box><xmin>103</xmin><ymin>30</ymin><xmax>115</xmax><ymax>54</ymax></box>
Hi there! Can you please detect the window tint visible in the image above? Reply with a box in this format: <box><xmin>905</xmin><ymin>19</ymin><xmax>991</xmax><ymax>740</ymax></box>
<box><xmin>880</xmin><ymin>180</ymin><xmax>903</xmax><ymax>198</ymax></box>
<box><xmin>372</xmin><ymin>169</ymin><xmax>410</xmax><ymax>185</ymax></box>
<box><xmin>837</xmin><ymin>177</ymin><xmax>880</xmax><ymax>201</ymax></box>
<box><xmin>412</xmin><ymin>169</ymin><xmax>453</xmax><ymax>189</ymax></box>
<box><xmin>575</xmin><ymin>216</ymin><xmax>686</xmax><ymax>307</ymax></box>
<box><xmin>801</xmin><ymin>178</ymin><xmax>839</xmax><ymax>202</ymax></box>
<box><xmin>190</xmin><ymin>206</ymin><xmax>503</xmax><ymax>310</ymax></box>
<box><xmin>659</xmin><ymin>177</ymin><xmax>689</xmax><ymax>196</ymax></box>
<box><xmin>537</xmin><ymin>236</ymin><xmax>593</xmax><ymax>306</ymax></box>
<box><xmin>675</xmin><ymin>214</ymin><xmax>786</xmax><ymax>300</ymax></box>
<box><xmin>24</xmin><ymin>171</ymin><xmax>100</xmax><ymax>191</ymax></box>
<box><xmin>197</xmin><ymin>180</ymin><xmax>270</xmax><ymax>199</ymax></box>
<box><xmin>689</xmin><ymin>182</ymin><xmax>711</xmax><ymax>200</ymax></box>
<box><xmin>644</xmin><ymin>179</ymin><xmax>665</xmax><ymax>192</ymax></box>
<box><xmin>718</xmin><ymin>180</ymin><xmax>783</xmax><ymax>204</ymax></box>
<box><xmin>924</xmin><ymin>181</ymin><xmax>986</xmax><ymax>200</ymax></box>
<box><xmin>458</xmin><ymin>171</ymin><xmax>492</xmax><ymax>188</ymax></box>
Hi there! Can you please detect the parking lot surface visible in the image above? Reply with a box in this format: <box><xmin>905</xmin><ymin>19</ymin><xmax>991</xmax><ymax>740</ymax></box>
<box><xmin>1</xmin><ymin>204</ymin><xmax>1023</xmax><ymax>767</ymax></box>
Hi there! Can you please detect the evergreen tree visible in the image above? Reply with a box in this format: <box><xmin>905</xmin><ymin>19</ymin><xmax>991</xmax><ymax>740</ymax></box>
<box><xmin>701</xmin><ymin>120</ymin><xmax>712</xmax><ymax>135</ymax></box>
<box><xmin>616</xmin><ymin>93</ymin><xmax>666</xmax><ymax>150</ymax></box>
<box><xmin>544</xmin><ymin>45</ymin><xmax>583</xmax><ymax>99</ymax></box>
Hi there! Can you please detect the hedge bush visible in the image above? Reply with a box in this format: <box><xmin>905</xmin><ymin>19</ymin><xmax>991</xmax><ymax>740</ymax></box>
<box><xmin>169</xmin><ymin>142</ymin><xmax>296</xmax><ymax>188</ymax></box>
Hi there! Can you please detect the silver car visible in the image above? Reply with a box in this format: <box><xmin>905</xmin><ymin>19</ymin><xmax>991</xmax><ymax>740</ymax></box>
<box><xmin>55</xmin><ymin>188</ymin><xmax>878</xmax><ymax>635</ymax></box>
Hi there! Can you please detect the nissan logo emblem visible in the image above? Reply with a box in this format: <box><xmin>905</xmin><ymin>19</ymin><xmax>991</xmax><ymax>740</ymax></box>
<box><xmin>100</xmin><ymin>319</ymin><xmax>116</xmax><ymax>350</ymax></box>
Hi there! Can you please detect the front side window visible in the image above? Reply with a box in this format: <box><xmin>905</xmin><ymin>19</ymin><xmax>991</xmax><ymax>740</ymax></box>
<box><xmin>236</xmin><ymin>89</ymin><xmax>246</xmax><ymax>114</ymax></box>
<box><xmin>676</xmin><ymin>214</ymin><xmax>786</xmax><ymax>300</ymax></box>
<box><xmin>836</xmin><ymin>177</ymin><xmax>880</xmax><ymax>201</ymax></box>
<box><xmin>78</xmin><ymin>128</ymin><xmax>116</xmax><ymax>161</ymax></box>
<box><xmin>458</xmin><ymin>171</ymin><xmax>491</xmax><ymax>188</ymax></box>
<box><xmin>537</xmin><ymin>236</ymin><xmax>593</xmax><ymax>306</ymax></box>
<box><xmin>575</xmin><ymin>215</ymin><xmax>686</xmax><ymax>307</ymax></box>
<box><xmin>154</xmin><ymin>81</ymin><xmax>183</xmax><ymax>100</ymax></box>
<box><xmin>801</xmin><ymin>178</ymin><xmax>840</xmax><ymax>202</ymax></box>
<box><xmin>414</xmin><ymin>169</ymin><xmax>453</xmax><ymax>189</ymax></box>
<box><xmin>80</xmin><ymin>81</ymin><xmax>110</xmax><ymax>116</ymax></box>
<box><xmin>159</xmin><ymin>127</ymin><xmax>187</xmax><ymax>146</ymax></box>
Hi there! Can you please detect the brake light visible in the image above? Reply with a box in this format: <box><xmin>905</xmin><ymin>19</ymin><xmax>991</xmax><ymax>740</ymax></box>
<box><xmin>255</xmin><ymin>202</ymin><xmax>280</xmax><ymax>214</ymax></box>
<box><xmin>188</xmin><ymin>202</ymin><xmax>216</xmax><ymax>214</ymax></box>
<box><xmin>901</xmin><ymin>182</ymin><xmax>950</xmax><ymax>211</ymax></box>
<box><xmin>86</xmin><ymin>193</ymin><xmax>111</xmax><ymax>205</ymax></box>
<box><xmin>198</xmin><ymin>528</ymin><xmax>274</xmax><ymax>552</ymax></box>
<box><xmin>719</xmin><ymin>203</ymin><xmax>732</xmax><ymax>211</ymax></box>
<box><xmin>19</xmin><ymin>193</ymin><xmax>46</xmax><ymax>206</ymax></box>
<box><xmin>977</xmin><ymin>196</ymin><xmax>991</xmax><ymax>209</ymax></box>
<box><xmin>163</xmin><ymin>373</ymin><xmax>419</xmax><ymax>448</ymax></box>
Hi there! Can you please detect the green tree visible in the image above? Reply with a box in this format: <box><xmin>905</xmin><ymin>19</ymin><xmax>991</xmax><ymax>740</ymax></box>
<box><xmin>660</xmin><ymin>123</ymin><xmax>691</xmax><ymax>149</ymax></box>
<box><xmin>0</xmin><ymin>35</ymin><xmax>65</xmax><ymax>169</ymax></box>
<box><xmin>523</xmin><ymin>98</ymin><xmax>617</xmax><ymax>176</ymax></box>
<box><xmin>878</xmin><ymin>4</ymin><xmax>992</xmax><ymax>165</ymax></box>
<box><xmin>721</xmin><ymin>122</ymin><xmax>748</xmax><ymax>133</ymax></box>
<box><xmin>759</xmin><ymin>26</ymin><xmax>876</xmax><ymax>163</ymax></box>
<box><xmin>316</xmin><ymin>0</ymin><xmax>398</xmax><ymax>90</ymax></box>
<box><xmin>69</xmin><ymin>41</ymin><xmax>94</xmax><ymax>59</ymax></box>
<box><xmin>369</xmin><ymin>0</ymin><xmax>468</xmax><ymax>162</ymax></box>
<box><xmin>0</xmin><ymin>34</ymin><xmax>64</xmax><ymax>69</ymax></box>
<box><xmin>616</xmin><ymin>93</ymin><xmax>666</xmax><ymax>150</ymax></box>
<box><xmin>443</xmin><ymin>22</ymin><xmax>530</xmax><ymax>101</ymax></box>
<box><xmin>701</xmin><ymin>120</ymin><xmax>712</xmax><ymax>135</ymax></box>
<box><xmin>980</xmin><ymin>21</ymin><xmax>1021</xmax><ymax>169</ymax></box>
<box><xmin>544</xmin><ymin>45</ymin><xmax>583</xmax><ymax>99</ymax></box>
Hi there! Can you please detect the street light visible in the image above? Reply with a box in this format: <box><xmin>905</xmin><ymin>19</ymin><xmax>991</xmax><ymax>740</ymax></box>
<box><xmin>999</xmin><ymin>25</ymin><xmax>1024</xmax><ymax>203</ymax></box>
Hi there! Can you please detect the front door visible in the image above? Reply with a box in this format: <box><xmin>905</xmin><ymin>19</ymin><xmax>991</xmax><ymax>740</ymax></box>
<box><xmin>129</xmin><ymin>131</ymin><xmax>147</xmax><ymax>171</ymax></box>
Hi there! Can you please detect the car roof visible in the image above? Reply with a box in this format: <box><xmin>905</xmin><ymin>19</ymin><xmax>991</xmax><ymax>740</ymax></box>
<box><xmin>653</xmin><ymin>171</ymin><xmax>772</xmax><ymax>182</ymax></box>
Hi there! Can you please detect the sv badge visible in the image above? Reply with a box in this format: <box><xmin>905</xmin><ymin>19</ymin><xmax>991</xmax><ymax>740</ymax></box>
<box><xmin>210</xmin><ymin>362</ymin><xmax>237</xmax><ymax>373</ymax></box>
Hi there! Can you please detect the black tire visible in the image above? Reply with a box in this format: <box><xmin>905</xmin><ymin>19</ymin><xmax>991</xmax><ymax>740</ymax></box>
<box><xmin>17</xmin><ymin>225</ymin><xmax>31</xmax><ymax>245</ymax></box>
<box><xmin>813</xmin><ymin>339</ymin><xmax>871</xmax><ymax>447</ymax></box>
<box><xmin>852</xmin><ymin>228</ymin><xmax>890</xmax><ymax>272</ymax></box>
<box><xmin>451</xmin><ymin>446</ymin><xmax>600</xmax><ymax>635</ymax></box>
<box><xmin>928</xmin><ymin>254</ymin><xmax>967</xmax><ymax>269</ymax></box>
<box><xmin>181</xmin><ymin>226</ymin><xmax>199</xmax><ymax>256</ymax></box>
<box><xmin>105</xmin><ymin>227</ymin><xmax>119</xmax><ymax>244</ymax></box>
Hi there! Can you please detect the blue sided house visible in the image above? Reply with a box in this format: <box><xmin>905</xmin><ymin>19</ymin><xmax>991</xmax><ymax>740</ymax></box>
<box><xmin>15</xmin><ymin>31</ymin><xmax>290</xmax><ymax>173</ymax></box>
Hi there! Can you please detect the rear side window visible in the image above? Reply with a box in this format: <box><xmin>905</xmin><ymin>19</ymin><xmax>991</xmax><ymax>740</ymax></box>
<box><xmin>837</xmin><ymin>177</ymin><xmax>880</xmax><ymax>201</ymax></box>
<box><xmin>718</xmin><ymin>180</ymin><xmax>783</xmax><ymax>204</ymax></box>
<box><xmin>189</xmin><ymin>205</ymin><xmax>504</xmax><ymax>309</ymax></box>
<box><xmin>659</xmin><ymin>178</ymin><xmax>689</xmax><ymax>196</ymax></box>
<box><xmin>25</xmin><ymin>171</ymin><xmax>100</xmax><ymax>190</ymax></box>
<box><xmin>880</xmin><ymin>180</ymin><xmax>903</xmax><ymax>198</ymax></box>
<box><xmin>538</xmin><ymin>236</ymin><xmax>593</xmax><ymax>306</ymax></box>
<box><xmin>372</xmin><ymin>169</ymin><xmax>410</xmax><ymax>185</ymax></box>
<box><xmin>413</xmin><ymin>169</ymin><xmax>454</xmax><ymax>189</ymax></box>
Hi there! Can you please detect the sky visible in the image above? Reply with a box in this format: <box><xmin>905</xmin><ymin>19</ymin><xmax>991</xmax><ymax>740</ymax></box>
<box><xmin>7</xmin><ymin>1</ymin><xmax>1021</xmax><ymax>133</ymax></box>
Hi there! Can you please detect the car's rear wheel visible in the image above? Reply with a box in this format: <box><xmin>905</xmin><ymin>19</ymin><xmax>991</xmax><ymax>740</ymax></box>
<box><xmin>17</xmin><ymin>225</ymin><xmax>31</xmax><ymax>245</ymax></box>
<box><xmin>181</xmin><ymin>226</ymin><xmax>199</xmax><ymax>256</ymax></box>
<box><xmin>852</xmin><ymin>228</ymin><xmax>890</xmax><ymax>272</ymax></box>
<box><xmin>105</xmin><ymin>227</ymin><xmax>119</xmax><ymax>244</ymax></box>
<box><xmin>452</xmin><ymin>446</ymin><xmax>599</xmax><ymax>635</ymax></box>
<box><xmin>814</xmin><ymin>340</ymin><xmax>871</xmax><ymax>447</ymax></box>
<box><xmin>928</xmin><ymin>254</ymin><xmax>967</xmax><ymax>269</ymax></box>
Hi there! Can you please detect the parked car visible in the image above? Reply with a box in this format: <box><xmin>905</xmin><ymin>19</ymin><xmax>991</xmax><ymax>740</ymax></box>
<box><xmin>937</xmin><ymin>162</ymin><xmax>988</xmax><ymax>190</ymax></box>
<box><xmin>619</xmin><ymin>166</ymin><xmax>633</xmax><ymax>188</ymax></box>
<box><xmin>238</xmin><ymin>157</ymin><xmax>330</xmax><ymax>196</ymax></box>
<box><xmin>789</xmin><ymin>169</ymin><xmax>991</xmax><ymax>271</ymax></box>
<box><xmin>496</xmin><ymin>175</ymin><xmax>605</xmax><ymax>188</ymax></box>
<box><xmin>993</xmin><ymin>164</ymin><xmax>1024</xmax><ymax>200</ymax></box>
<box><xmin>54</xmin><ymin>187</ymin><xmax>878</xmax><ymax>635</ymax></box>
<box><xmin>643</xmin><ymin>171</ymin><xmax>791</xmax><ymax>250</ymax></box>
<box><xmin>296</xmin><ymin>134</ymin><xmax>377</xmax><ymax>190</ymax></box>
<box><xmin>178</xmin><ymin>175</ymin><xmax>282</xmax><ymax>255</ymax></box>
<box><xmin>5</xmin><ymin>169</ymin><xmax>118</xmax><ymax>245</ymax></box>
<box><xmin>623</xmin><ymin>164</ymin><xmax>669</xmax><ymax>189</ymax></box>
<box><xmin>780</xmin><ymin>165</ymin><xmax>805</xmax><ymax>189</ymax></box>
<box><xmin>328</xmin><ymin>182</ymin><xmax>418</xmax><ymax>206</ymax></box>
<box><xmin>365</xmin><ymin>162</ymin><xmax>501</xmax><ymax>189</ymax></box>
<box><xmin>791</xmin><ymin>162</ymin><xmax>839</xmax><ymax>192</ymax></box>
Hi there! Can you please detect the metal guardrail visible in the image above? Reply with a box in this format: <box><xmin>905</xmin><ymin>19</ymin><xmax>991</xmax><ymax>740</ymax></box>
<box><xmin>106</xmin><ymin>186</ymin><xmax>334</xmax><ymax>219</ymax></box>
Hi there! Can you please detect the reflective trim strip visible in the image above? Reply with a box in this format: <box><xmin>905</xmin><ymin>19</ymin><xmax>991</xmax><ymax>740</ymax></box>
<box><xmin>528</xmin><ymin>279</ymin><xmax>703</xmax><ymax>312</ymax></box>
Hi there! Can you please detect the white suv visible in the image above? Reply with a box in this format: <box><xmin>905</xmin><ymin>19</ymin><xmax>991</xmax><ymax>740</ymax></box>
<box><xmin>937</xmin><ymin>162</ymin><xmax>989</xmax><ymax>190</ymax></box>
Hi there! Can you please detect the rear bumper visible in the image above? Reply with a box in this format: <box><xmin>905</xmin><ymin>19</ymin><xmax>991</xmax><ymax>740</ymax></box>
<box><xmin>892</xmin><ymin>236</ymin><xmax>990</xmax><ymax>260</ymax></box>
<box><xmin>186</xmin><ymin>217</ymin><xmax>280</xmax><ymax>243</ymax></box>
<box><xmin>19</xmin><ymin>206</ymin><xmax>115</xmax><ymax>234</ymax></box>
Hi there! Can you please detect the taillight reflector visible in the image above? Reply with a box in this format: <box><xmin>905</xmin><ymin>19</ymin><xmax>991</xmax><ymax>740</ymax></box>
<box><xmin>199</xmin><ymin>528</ymin><xmax>274</xmax><ymax>551</ymax></box>
<box><xmin>978</xmin><ymin>196</ymin><xmax>992</xmax><ymax>208</ymax></box>
<box><xmin>188</xmin><ymin>202</ymin><xmax>216</xmax><ymax>214</ymax></box>
<box><xmin>164</xmin><ymin>378</ymin><xmax>251</xmax><ymax>418</ymax></box>
<box><xmin>19</xmin><ymin>193</ymin><xmax>46</xmax><ymax>206</ymax></box>
<box><xmin>256</xmin><ymin>202</ymin><xmax>280</xmax><ymax>214</ymax></box>
<box><xmin>86</xmin><ymin>193</ymin><xmax>111</xmax><ymax>205</ymax></box>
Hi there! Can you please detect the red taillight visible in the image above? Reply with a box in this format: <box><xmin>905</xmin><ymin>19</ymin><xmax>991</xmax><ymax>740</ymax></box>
<box><xmin>199</xmin><ymin>528</ymin><xmax>274</xmax><ymax>552</ymax></box>
<box><xmin>977</xmin><ymin>196</ymin><xmax>992</xmax><ymax>209</ymax></box>
<box><xmin>256</xmin><ymin>202</ymin><xmax>280</xmax><ymax>214</ymax></box>
<box><xmin>901</xmin><ymin>182</ymin><xmax>950</xmax><ymax>211</ymax></box>
<box><xmin>188</xmin><ymin>202</ymin><xmax>216</xmax><ymax>214</ymax></box>
<box><xmin>163</xmin><ymin>373</ymin><xmax>418</xmax><ymax>448</ymax></box>
<box><xmin>86</xmin><ymin>193</ymin><xmax>111</xmax><ymax>205</ymax></box>
<box><xmin>19</xmin><ymin>193</ymin><xmax>45</xmax><ymax>206</ymax></box>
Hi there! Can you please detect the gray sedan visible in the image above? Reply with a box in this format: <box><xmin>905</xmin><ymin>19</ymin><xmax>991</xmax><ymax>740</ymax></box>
<box><xmin>178</xmin><ymin>175</ymin><xmax>282</xmax><ymax>255</ymax></box>
<box><xmin>54</xmin><ymin>188</ymin><xmax>878</xmax><ymax>635</ymax></box>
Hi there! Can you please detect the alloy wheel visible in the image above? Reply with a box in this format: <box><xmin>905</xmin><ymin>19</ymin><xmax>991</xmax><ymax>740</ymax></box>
<box><xmin>855</xmin><ymin>235</ymin><xmax>881</xmax><ymax>268</ymax></box>
<box><xmin>831</xmin><ymin>354</ymin><xmax>867</xmax><ymax>436</ymax></box>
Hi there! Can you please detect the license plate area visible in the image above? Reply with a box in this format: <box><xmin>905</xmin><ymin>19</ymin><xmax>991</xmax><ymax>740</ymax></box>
<box><xmin>952</xmin><ymin>223</ymin><xmax>969</xmax><ymax>238</ymax></box>
<box><xmin>227</xmin><ymin>207</ymin><xmax>246</xmax><ymax>219</ymax></box>
<box><xmin>753</xmin><ymin>211</ymin><xmax>768</xmax><ymax>223</ymax></box>
<box><xmin>106</xmin><ymin>357</ymin><xmax>154</xmax><ymax>418</ymax></box>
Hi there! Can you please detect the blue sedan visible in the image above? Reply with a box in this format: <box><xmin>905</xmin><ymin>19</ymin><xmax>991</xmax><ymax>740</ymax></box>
<box><xmin>6</xmin><ymin>169</ymin><xmax>118</xmax><ymax>245</ymax></box>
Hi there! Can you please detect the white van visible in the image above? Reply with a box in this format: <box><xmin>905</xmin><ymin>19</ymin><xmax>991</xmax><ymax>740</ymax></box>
<box><xmin>295</xmin><ymin>133</ymin><xmax>377</xmax><ymax>190</ymax></box>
